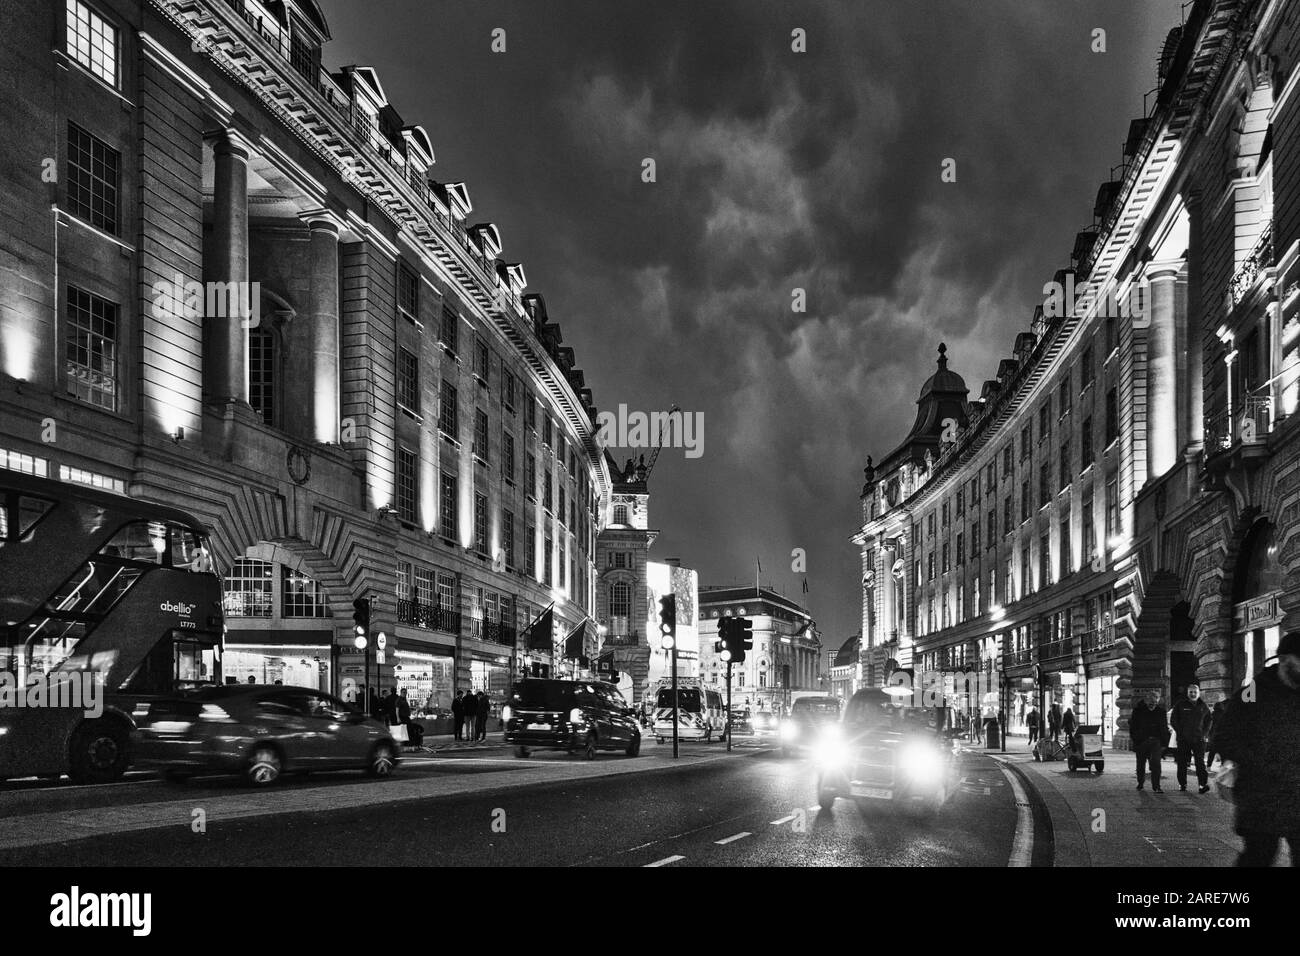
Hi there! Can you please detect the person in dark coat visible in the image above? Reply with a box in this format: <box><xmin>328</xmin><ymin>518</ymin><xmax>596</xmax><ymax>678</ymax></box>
<box><xmin>452</xmin><ymin>691</ymin><xmax>465</xmax><ymax>741</ymax></box>
<box><xmin>1213</xmin><ymin>632</ymin><xmax>1300</xmax><ymax>867</ymax></box>
<box><xmin>475</xmin><ymin>691</ymin><xmax>490</xmax><ymax>741</ymax></box>
<box><xmin>1026</xmin><ymin>707</ymin><xmax>1040</xmax><ymax>746</ymax></box>
<box><xmin>1061</xmin><ymin>706</ymin><xmax>1078</xmax><ymax>739</ymax></box>
<box><xmin>1130</xmin><ymin>689</ymin><xmax>1169</xmax><ymax>792</ymax></box>
<box><xmin>1170</xmin><ymin>682</ymin><xmax>1212</xmax><ymax>792</ymax></box>
<box><xmin>385</xmin><ymin>687</ymin><xmax>411</xmax><ymax>728</ymax></box>
<box><xmin>1205</xmin><ymin>699</ymin><xmax>1230</xmax><ymax>769</ymax></box>
<box><xmin>1048</xmin><ymin>703</ymin><xmax>1062</xmax><ymax>742</ymax></box>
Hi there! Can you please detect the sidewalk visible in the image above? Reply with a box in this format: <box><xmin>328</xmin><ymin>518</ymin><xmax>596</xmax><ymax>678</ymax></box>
<box><xmin>969</xmin><ymin>735</ymin><xmax>1266</xmax><ymax>867</ymax></box>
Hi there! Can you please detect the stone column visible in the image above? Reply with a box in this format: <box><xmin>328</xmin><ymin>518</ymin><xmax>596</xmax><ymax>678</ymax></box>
<box><xmin>207</xmin><ymin>132</ymin><xmax>250</xmax><ymax>404</ymax></box>
<box><xmin>302</xmin><ymin>215</ymin><xmax>340</xmax><ymax>443</ymax></box>
<box><xmin>1145</xmin><ymin>264</ymin><xmax>1182</xmax><ymax>479</ymax></box>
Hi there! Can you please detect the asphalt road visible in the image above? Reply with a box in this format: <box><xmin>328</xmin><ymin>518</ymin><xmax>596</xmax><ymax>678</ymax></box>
<box><xmin>0</xmin><ymin>740</ymin><xmax>1039</xmax><ymax>866</ymax></box>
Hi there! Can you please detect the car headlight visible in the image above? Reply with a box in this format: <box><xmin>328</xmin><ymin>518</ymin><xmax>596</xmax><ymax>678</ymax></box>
<box><xmin>813</xmin><ymin>736</ymin><xmax>851</xmax><ymax>770</ymax></box>
<box><xmin>780</xmin><ymin>722</ymin><xmax>799</xmax><ymax>740</ymax></box>
<box><xmin>900</xmin><ymin>742</ymin><xmax>945</xmax><ymax>784</ymax></box>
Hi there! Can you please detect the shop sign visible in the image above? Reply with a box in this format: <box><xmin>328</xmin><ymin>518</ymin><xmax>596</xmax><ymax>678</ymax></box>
<box><xmin>1059</xmin><ymin>672</ymin><xmax>1079</xmax><ymax>686</ymax></box>
<box><xmin>1235</xmin><ymin>592</ymin><xmax>1283</xmax><ymax>632</ymax></box>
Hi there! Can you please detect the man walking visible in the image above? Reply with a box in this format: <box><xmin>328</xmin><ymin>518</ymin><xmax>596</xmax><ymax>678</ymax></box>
<box><xmin>1027</xmin><ymin>706</ymin><xmax>1040</xmax><ymax>746</ymax></box>
<box><xmin>452</xmin><ymin>690</ymin><xmax>465</xmax><ymax>742</ymax></box>
<box><xmin>1170</xmin><ymin>682</ymin><xmax>1212</xmax><ymax>793</ymax></box>
<box><xmin>1131</xmin><ymin>689</ymin><xmax>1169</xmax><ymax>792</ymax></box>
<box><xmin>476</xmin><ymin>690</ymin><xmax>490</xmax><ymax>742</ymax></box>
<box><xmin>463</xmin><ymin>689</ymin><xmax>477</xmax><ymax>742</ymax></box>
<box><xmin>1048</xmin><ymin>702</ymin><xmax>1062</xmax><ymax>743</ymax></box>
<box><xmin>1213</xmin><ymin>631</ymin><xmax>1300</xmax><ymax>866</ymax></box>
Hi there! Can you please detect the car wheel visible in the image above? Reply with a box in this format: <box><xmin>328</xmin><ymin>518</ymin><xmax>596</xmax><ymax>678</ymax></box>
<box><xmin>68</xmin><ymin>720</ymin><xmax>130</xmax><ymax>785</ymax></box>
<box><xmin>1094</xmin><ymin>761</ymin><xmax>1104</xmax><ymax>774</ymax></box>
<box><xmin>626</xmin><ymin>733</ymin><xmax>641</xmax><ymax>757</ymax></box>
<box><xmin>367</xmin><ymin>742</ymin><xmax>397</xmax><ymax>778</ymax></box>
<box><xmin>514</xmin><ymin>746</ymin><xmax>530</xmax><ymax>758</ymax></box>
<box><xmin>817</xmin><ymin>776</ymin><xmax>836</xmax><ymax>809</ymax></box>
<box><xmin>245</xmin><ymin>745</ymin><xmax>282</xmax><ymax>787</ymax></box>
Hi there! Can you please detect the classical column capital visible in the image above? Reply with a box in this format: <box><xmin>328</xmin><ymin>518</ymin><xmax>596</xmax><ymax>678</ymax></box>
<box><xmin>299</xmin><ymin>209</ymin><xmax>343</xmax><ymax>236</ymax></box>
<box><xmin>206</xmin><ymin>128</ymin><xmax>254</xmax><ymax>162</ymax></box>
<box><xmin>1140</xmin><ymin>258</ymin><xmax>1186</xmax><ymax>283</ymax></box>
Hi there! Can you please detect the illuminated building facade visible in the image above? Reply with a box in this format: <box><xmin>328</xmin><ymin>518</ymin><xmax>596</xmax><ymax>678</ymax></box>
<box><xmin>697</xmin><ymin>587</ymin><xmax>822</xmax><ymax>715</ymax></box>
<box><xmin>0</xmin><ymin>0</ymin><xmax>609</xmax><ymax>710</ymax></box>
<box><xmin>854</xmin><ymin>0</ymin><xmax>1300</xmax><ymax>748</ymax></box>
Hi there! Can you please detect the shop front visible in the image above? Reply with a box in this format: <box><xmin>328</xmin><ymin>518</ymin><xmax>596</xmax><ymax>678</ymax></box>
<box><xmin>1085</xmin><ymin>672</ymin><xmax>1119</xmax><ymax>743</ymax></box>
<box><xmin>223</xmin><ymin>632</ymin><xmax>333</xmax><ymax>692</ymax></box>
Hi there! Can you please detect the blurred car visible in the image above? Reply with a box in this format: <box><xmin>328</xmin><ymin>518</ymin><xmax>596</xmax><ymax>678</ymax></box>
<box><xmin>749</xmin><ymin>710</ymin><xmax>781</xmax><ymax>737</ymax></box>
<box><xmin>728</xmin><ymin>708</ymin><xmax>754</xmax><ymax>736</ymax></box>
<box><xmin>133</xmin><ymin>685</ymin><xmax>400</xmax><ymax>786</ymax></box>
<box><xmin>813</xmin><ymin>688</ymin><xmax>961</xmax><ymax>819</ymax></box>
<box><xmin>504</xmin><ymin>678</ymin><xmax>642</xmax><ymax>758</ymax></box>
<box><xmin>779</xmin><ymin>695</ymin><xmax>843</xmax><ymax>757</ymax></box>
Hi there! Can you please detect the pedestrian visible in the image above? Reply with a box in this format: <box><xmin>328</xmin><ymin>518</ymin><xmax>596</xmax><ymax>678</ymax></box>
<box><xmin>1213</xmin><ymin>631</ymin><xmax>1300</xmax><ymax>867</ymax></box>
<box><xmin>1026</xmin><ymin>706</ymin><xmax>1040</xmax><ymax>746</ymax></box>
<box><xmin>1048</xmin><ymin>702</ymin><xmax>1062</xmax><ymax>742</ymax></box>
<box><xmin>452</xmin><ymin>691</ymin><xmax>465</xmax><ymax>741</ymax></box>
<box><xmin>463</xmin><ymin>690</ymin><xmax>477</xmax><ymax>742</ymax></box>
<box><xmin>1170</xmin><ymin>681</ymin><xmax>1212</xmax><ymax>793</ymax></box>
<box><xmin>1130</xmin><ymin>688</ymin><xmax>1169</xmax><ymax>792</ymax></box>
<box><xmin>385</xmin><ymin>686</ymin><xmax>411</xmax><ymax>744</ymax></box>
<box><xmin>1205</xmin><ymin>699</ymin><xmax>1229</xmax><ymax>769</ymax></box>
<box><xmin>1061</xmin><ymin>705</ymin><xmax>1078</xmax><ymax>740</ymax></box>
<box><xmin>476</xmin><ymin>690</ymin><xmax>490</xmax><ymax>741</ymax></box>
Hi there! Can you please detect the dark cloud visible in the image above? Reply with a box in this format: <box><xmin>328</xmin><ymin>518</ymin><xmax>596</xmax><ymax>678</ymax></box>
<box><xmin>320</xmin><ymin>0</ymin><xmax>1187</xmax><ymax>646</ymax></box>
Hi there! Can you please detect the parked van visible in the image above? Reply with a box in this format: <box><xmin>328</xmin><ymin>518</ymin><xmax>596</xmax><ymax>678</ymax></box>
<box><xmin>652</xmin><ymin>682</ymin><xmax>727</xmax><ymax>742</ymax></box>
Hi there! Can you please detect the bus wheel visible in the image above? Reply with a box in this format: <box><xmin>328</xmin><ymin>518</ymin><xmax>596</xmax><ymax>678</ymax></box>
<box><xmin>69</xmin><ymin>721</ymin><xmax>130</xmax><ymax>785</ymax></box>
<box><xmin>245</xmin><ymin>745</ymin><xmax>282</xmax><ymax>786</ymax></box>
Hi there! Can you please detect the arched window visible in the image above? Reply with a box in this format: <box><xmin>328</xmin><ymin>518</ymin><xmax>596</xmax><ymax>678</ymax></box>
<box><xmin>249</xmin><ymin>327</ymin><xmax>276</xmax><ymax>426</ymax></box>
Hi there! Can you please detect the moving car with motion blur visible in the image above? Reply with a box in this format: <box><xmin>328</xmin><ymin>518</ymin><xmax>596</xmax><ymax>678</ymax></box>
<box><xmin>749</xmin><ymin>709</ymin><xmax>780</xmax><ymax>737</ymax></box>
<box><xmin>504</xmin><ymin>678</ymin><xmax>642</xmax><ymax>758</ymax></box>
<box><xmin>812</xmin><ymin>687</ymin><xmax>961</xmax><ymax>818</ymax></box>
<box><xmin>133</xmin><ymin>685</ymin><xmax>401</xmax><ymax>786</ymax></box>
<box><xmin>779</xmin><ymin>695</ymin><xmax>843</xmax><ymax>757</ymax></box>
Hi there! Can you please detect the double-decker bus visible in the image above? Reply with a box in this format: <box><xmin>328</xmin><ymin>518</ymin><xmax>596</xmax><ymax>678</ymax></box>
<box><xmin>1</xmin><ymin>470</ymin><xmax>224</xmax><ymax>783</ymax></box>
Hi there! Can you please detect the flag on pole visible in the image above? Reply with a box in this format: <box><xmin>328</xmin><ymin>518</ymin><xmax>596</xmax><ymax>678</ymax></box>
<box><xmin>802</xmin><ymin>577</ymin><xmax>809</xmax><ymax>595</ymax></box>
<box><xmin>756</xmin><ymin>556</ymin><xmax>762</xmax><ymax>596</ymax></box>
<box><xmin>524</xmin><ymin>604</ymin><xmax>555</xmax><ymax>651</ymax></box>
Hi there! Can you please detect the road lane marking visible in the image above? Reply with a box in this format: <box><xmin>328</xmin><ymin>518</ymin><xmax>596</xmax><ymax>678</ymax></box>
<box><xmin>990</xmin><ymin>757</ymin><xmax>1034</xmax><ymax>867</ymax></box>
<box><xmin>714</xmin><ymin>832</ymin><xmax>751</xmax><ymax>845</ymax></box>
<box><xmin>770</xmin><ymin>814</ymin><xmax>796</xmax><ymax>825</ymax></box>
<box><xmin>645</xmin><ymin>855</ymin><xmax>685</xmax><ymax>867</ymax></box>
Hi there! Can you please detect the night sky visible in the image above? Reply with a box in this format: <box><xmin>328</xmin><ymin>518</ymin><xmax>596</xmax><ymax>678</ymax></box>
<box><xmin>319</xmin><ymin>0</ymin><xmax>1187</xmax><ymax>652</ymax></box>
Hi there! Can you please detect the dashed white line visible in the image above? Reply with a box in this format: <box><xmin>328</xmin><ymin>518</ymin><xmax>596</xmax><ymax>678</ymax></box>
<box><xmin>714</xmin><ymin>832</ymin><xmax>752</xmax><ymax>845</ymax></box>
<box><xmin>770</xmin><ymin>814</ymin><xmax>796</xmax><ymax>826</ymax></box>
<box><xmin>645</xmin><ymin>855</ymin><xmax>686</xmax><ymax>867</ymax></box>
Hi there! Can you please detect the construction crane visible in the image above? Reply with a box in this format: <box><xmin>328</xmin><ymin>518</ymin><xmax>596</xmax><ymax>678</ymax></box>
<box><xmin>641</xmin><ymin>404</ymin><xmax>681</xmax><ymax>482</ymax></box>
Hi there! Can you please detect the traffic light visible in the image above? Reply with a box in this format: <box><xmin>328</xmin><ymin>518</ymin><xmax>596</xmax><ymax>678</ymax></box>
<box><xmin>658</xmin><ymin>594</ymin><xmax>676</xmax><ymax>650</ymax></box>
<box><xmin>717</xmin><ymin>619</ymin><xmax>733</xmax><ymax>662</ymax></box>
<box><xmin>352</xmin><ymin>597</ymin><xmax>371</xmax><ymax>640</ymax></box>
<box><xmin>724</xmin><ymin>616</ymin><xmax>753</xmax><ymax>664</ymax></box>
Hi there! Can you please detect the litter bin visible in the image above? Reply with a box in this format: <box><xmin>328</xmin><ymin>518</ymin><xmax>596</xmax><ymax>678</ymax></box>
<box><xmin>984</xmin><ymin>718</ymin><xmax>999</xmax><ymax>749</ymax></box>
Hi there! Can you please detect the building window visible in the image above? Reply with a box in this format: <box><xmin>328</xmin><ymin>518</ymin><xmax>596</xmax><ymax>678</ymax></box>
<box><xmin>1105</xmin><ymin>315</ymin><xmax>1117</xmax><ymax>355</ymax></box>
<box><xmin>397</xmin><ymin>447</ymin><xmax>418</xmax><ymax>524</ymax></box>
<box><xmin>282</xmin><ymin>566</ymin><xmax>331</xmax><ymax>618</ymax></box>
<box><xmin>986</xmin><ymin>509</ymin><xmax>996</xmax><ymax>546</ymax></box>
<box><xmin>223</xmin><ymin>558</ymin><xmax>273</xmax><ymax>617</ymax></box>
<box><xmin>503</xmin><ymin>432</ymin><xmax>515</xmax><ymax>484</ymax></box>
<box><xmin>543</xmin><ymin>535</ymin><xmax>553</xmax><ymax>587</ymax></box>
<box><xmin>504</xmin><ymin>372</ymin><xmax>516</xmax><ymax>412</ymax></box>
<box><xmin>527</xmin><ymin>397</ymin><xmax>537</xmax><ymax>431</ymax></box>
<box><xmin>440</xmin><ymin>472</ymin><xmax>457</xmax><ymax>540</ymax></box>
<box><xmin>1039</xmin><ymin>534</ymin><xmax>1051</xmax><ymax>589</ymax></box>
<box><xmin>614</xmin><ymin>552</ymin><xmax>627</xmax><ymax>569</ymax></box>
<box><xmin>65</xmin><ymin>285</ymin><xmax>118</xmax><ymax>410</ymax></box>
<box><xmin>543</xmin><ymin>469</ymin><xmax>553</xmax><ymax>512</ymax></box>
<box><xmin>474</xmin><ymin>409</ymin><xmax>489</xmax><ymax>461</ymax></box>
<box><xmin>397</xmin><ymin>347</ymin><xmax>419</xmax><ymax>416</ymax></box>
<box><xmin>1082</xmin><ymin>344</ymin><xmax>1094</xmax><ymax>389</ymax></box>
<box><xmin>1002</xmin><ymin>444</ymin><xmax>1013</xmax><ymax>477</ymax></box>
<box><xmin>397</xmin><ymin>262</ymin><xmax>419</xmax><ymax>324</ymax></box>
<box><xmin>1020</xmin><ymin>424</ymin><xmax>1031</xmax><ymax>460</ymax></box>
<box><xmin>525</xmin><ymin>452</ymin><xmax>535</xmax><ymax>498</ymax></box>
<box><xmin>1059</xmin><ymin>517</ymin><xmax>1072</xmax><ymax>578</ymax></box>
<box><xmin>475</xmin><ymin>337</ymin><xmax>490</xmax><ymax>384</ymax></box>
<box><xmin>1021</xmin><ymin>479</ymin><xmax>1031</xmax><ymax>521</ymax></box>
<box><xmin>543</xmin><ymin>416</ymin><xmax>553</xmax><ymax>448</ymax></box>
<box><xmin>558</xmin><ymin>486</ymin><xmax>567</xmax><ymax>526</ymax></box>
<box><xmin>1059</xmin><ymin>441</ymin><xmax>1071</xmax><ymax>490</ymax></box>
<box><xmin>436</xmin><ymin>572</ymin><xmax>456</xmax><ymax>614</ymax></box>
<box><xmin>558</xmin><ymin>540</ymin><xmax>566</xmax><ymax>588</ymax></box>
<box><xmin>288</xmin><ymin>18</ymin><xmax>320</xmax><ymax>83</ymax></box>
<box><xmin>474</xmin><ymin>493</ymin><xmax>487</xmax><ymax>553</ymax></box>
<box><xmin>1036</xmin><ymin>462</ymin><xmax>1048</xmax><ymax>508</ymax></box>
<box><xmin>1003</xmin><ymin>497</ymin><xmax>1012</xmax><ymax>537</ymax></box>
<box><xmin>246</xmin><ymin>327</ymin><xmax>275</xmax><ymax>425</ymax></box>
<box><xmin>986</xmin><ymin>461</ymin><xmax>997</xmax><ymax>492</ymax></box>
<box><xmin>66</xmin><ymin>1</ymin><xmax>118</xmax><ymax>87</ymax></box>
<box><xmin>504</xmin><ymin>511</ymin><xmax>516</xmax><ymax>568</ymax></box>
<box><xmin>927</xmin><ymin>512</ymin><xmax>936</xmax><ymax>538</ymax></box>
<box><xmin>942</xmin><ymin>543</ymin><xmax>950</xmax><ymax>573</ymax></box>
<box><xmin>970</xmin><ymin>476</ymin><xmax>980</xmax><ymax>505</ymax></box>
<box><xmin>1080</xmin><ymin>417</ymin><xmax>1093</xmax><ymax>469</ymax></box>
<box><xmin>525</xmin><ymin>523</ymin><xmax>536</xmax><ymax>576</ymax></box>
<box><xmin>971</xmin><ymin>523</ymin><xmax>980</xmax><ymax>557</ymax></box>
<box><xmin>610</xmin><ymin>581</ymin><xmax>631</xmax><ymax>619</ymax></box>
<box><xmin>1022</xmin><ymin>544</ymin><xmax>1032</xmax><ymax>595</ymax></box>
<box><xmin>915</xmin><ymin>560</ymin><xmax>922</xmax><ymax>587</ymax></box>
<box><xmin>1105</xmin><ymin>388</ymin><xmax>1118</xmax><ymax>444</ymax></box>
<box><xmin>1059</xmin><ymin>371</ymin><xmax>1072</xmax><ymax>417</ymax></box>
<box><xmin>956</xmin><ymin>532</ymin><xmax>964</xmax><ymax>566</ymax></box>
<box><xmin>1082</xmin><ymin>493</ymin><xmax>1095</xmax><ymax>561</ymax></box>
<box><xmin>927</xmin><ymin>553</ymin><xmax>935</xmax><ymax>581</ymax></box>
<box><xmin>439</xmin><ymin>380</ymin><xmax>458</xmax><ymax>437</ymax></box>
<box><xmin>67</xmin><ymin>123</ymin><xmax>119</xmax><ymax>234</ymax></box>
<box><xmin>1039</xmin><ymin>402</ymin><xmax>1051</xmax><ymax>438</ymax></box>
<box><xmin>439</xmin><ymin>305</ymin><xmax>459</xmax><ymax>353</ymax></box>
<box><xmin>956</xmin><ymin>490</ymin><xmax>965</xmax><ymax>517</ymax></box>
<box><xmin>1105</xmin><ymin>475</ymin><xmax>1119</xmax><ymax>541</ymax></box>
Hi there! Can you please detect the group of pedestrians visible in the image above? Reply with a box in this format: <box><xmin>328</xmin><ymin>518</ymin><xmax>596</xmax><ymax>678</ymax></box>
<box><xmin>1126</xmin><ymin>631</ymin><xmax>1300</xmax><ymax>867</ymax></box>
<box><xmin>1024</xmin><ymin>702</ymin><xmax>1077</xmax><ymax>745</ymax></box>
<box><xmin>452</xmin><ymin>689</ymin><xmax>492</xmax><ymax>742</ymax></box>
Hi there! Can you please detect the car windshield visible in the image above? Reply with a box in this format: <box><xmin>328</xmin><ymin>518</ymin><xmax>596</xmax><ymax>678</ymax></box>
<box><xmin>509</xmin><ymin>681</ymin><xmax>572</xmax><ymax>710</ymax></box>
<box><xmin>656</xmin><ymin>688</ymin><xmax>702</xmax><ymax>711</ymax></box>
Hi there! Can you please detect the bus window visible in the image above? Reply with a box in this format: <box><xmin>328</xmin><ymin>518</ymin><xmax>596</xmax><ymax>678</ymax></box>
<box><xmin>0</xmin><ymin>493</ymin><xmax>54</xmax><ymax>545</ymax></box>
<box><xmin>18</xmin><ymin>619</ymin><xmax>91</xmax><ymax>682</ymax></box>
<box><xmin>48</xmin><ymin>561</ymin><xmax>145</xmax><ymax>617</ymax></box>
<box><xmin>100</xmin><ymin>521</ymin><xmax>169</xmax><ymax>564</ymax></box>
<box><xmin>174</xmin><ymin>639</ymin><xmax>217</xmax><ymax>687</ymax></box>
<box><xmin>170</xmin><ymin>525</ymin><xmax>213</xmax><ymax>572</ymax></box>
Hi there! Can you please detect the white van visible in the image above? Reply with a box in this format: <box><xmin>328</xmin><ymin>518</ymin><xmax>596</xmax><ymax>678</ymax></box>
<box><xmin>652</xmin><ymin>683</ymin><xmax>727</xmax><ymax>742</ymax></box>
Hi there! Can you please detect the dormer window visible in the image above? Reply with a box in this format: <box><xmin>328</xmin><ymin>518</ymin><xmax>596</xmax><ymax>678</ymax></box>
<box><xmin>66</xmin><ymin>1</ymin><xmax>118</xmax><ymax>89</ymax></box>
<box><xmin>288</xmin><ymin>18</ymin><xmax>321</xmax><ymax>84</ymax></box>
